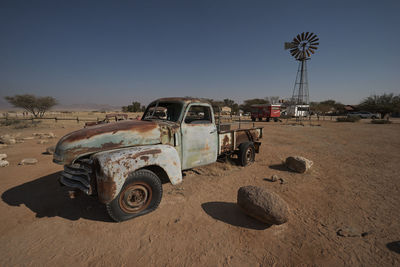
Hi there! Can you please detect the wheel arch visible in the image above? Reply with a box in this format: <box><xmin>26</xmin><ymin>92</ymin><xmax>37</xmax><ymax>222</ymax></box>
<box><xmin>93</xmin><ymin>144</ymin><xmax>182</xmax><ymax>203</ymax></box>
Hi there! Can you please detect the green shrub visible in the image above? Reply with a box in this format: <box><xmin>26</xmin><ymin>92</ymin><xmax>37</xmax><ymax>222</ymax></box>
<box><xmin>0</xmin><ymin>119</ymin><xmax>41</xmax><ymax>128</ymax></box>
<box><xmin>371</xmin><ymin>119</ymin><xmax>392</xmax><ymax>124</ymax></box>
<box><xmin>336</xmin><ymin>116</ymin><xmax>361</xmax><ymax>122</ymax></box>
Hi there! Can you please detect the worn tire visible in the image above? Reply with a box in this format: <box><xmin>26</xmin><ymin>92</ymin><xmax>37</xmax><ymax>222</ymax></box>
<box><xmin>251</xmin><ymin>117</ymin><xmax>256</xmax><ymax>122</ymax></box>
<box><xmin>266</xmin><ymin>117</ymin><xmax>270</xmax><ymax>122</ymax></box>
<box><xmin>238</xmin><ymin>142</ymin><xmax>255</xmax><ymax>167</ymax></box>
<box><xmin>106</xmin><ymin>169</ymin><xmax>162</xmax><ymax>222</ymax></box>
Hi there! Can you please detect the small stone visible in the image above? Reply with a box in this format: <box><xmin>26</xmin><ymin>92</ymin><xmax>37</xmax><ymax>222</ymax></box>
<box><xmin>19</xmin><ymin>158</ymin><xmax>38</xmax><ymax>165</ymax></box>
<box><xmin>0</xmin><ymin>135</ymin><xmax>16</xmax><ymax>145</ymax></box>
<box><xmin>279</xmin><ymin>178</ymin><xmax>286</xmax><ymax>184</ymax></box>
<box><xmin>271</xmin><ymin>174</ymin><xmax>279</xmax><ymax>182</ymax></box>
<box><xmin>285</xmin><ymin>156</ymin><xmax>313</xmax><ymax>173</ymax></box>
<box><xmin>45</xmin><ymin>146</ymin><xmax>55</xmax><ymax>155</ymax></box>
<box><xmin>0</xmin><ymin>160</ymin><xmax>9</xmax><ymax>167</ymax></box>
<box><xmin>37</xmin><ymin>140</ymin><xmax>49</xmax><ymax>144</ymax></box>
<box><xmin>0</xmin><ymin>153</ymin><xmax>6</xmax><ymax>160</ymax></box>
<box><xmin>336</xmin><ymin>227</ymin><xmax>360</xmax><ymax>237</ymax></box>
<box><xmin>48</xmin><ymin>132</ymin><xmax>56</xmax><ymax>138</ymax></box>
<box><xmin>237</xmin><ymin>185</ymin><xmax>289</xmax><ymax>225</ymax></box>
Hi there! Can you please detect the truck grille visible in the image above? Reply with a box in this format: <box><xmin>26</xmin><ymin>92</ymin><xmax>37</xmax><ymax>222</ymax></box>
<box><xmin>60</xmin><ymin>159</ymin><xmax>93</xmax><ymax>195</ymax></box>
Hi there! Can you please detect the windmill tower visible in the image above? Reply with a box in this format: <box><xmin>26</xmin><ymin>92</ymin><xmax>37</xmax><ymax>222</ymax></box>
<box><xmin>284</xmin><ymin>32</ymin><xmax>319</xmax><ymax>117</ymax></box>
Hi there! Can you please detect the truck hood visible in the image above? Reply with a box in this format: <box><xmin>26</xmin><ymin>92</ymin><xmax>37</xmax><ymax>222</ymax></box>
<box><xmin>53</xmin><ymin>120</ymin><xmax>178</xmax><ymax>165</ymax></box>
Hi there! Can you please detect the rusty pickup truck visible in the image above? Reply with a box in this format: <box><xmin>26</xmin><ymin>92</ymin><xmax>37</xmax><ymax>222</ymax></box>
<box><xmin>53</xmin><ymin>98</ymin><xmax>263</xmax><ymax>221</ymax></box>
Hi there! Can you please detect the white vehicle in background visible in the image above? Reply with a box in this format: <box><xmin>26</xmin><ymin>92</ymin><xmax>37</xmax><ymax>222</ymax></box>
<box><xmin>347</xmin><ymin>111</ymin><xmax>380</xmax><ymax>119</ymax></box>
<box><xmin>287</xmin><ymin>105</ymin><xmax>310</xmax><ymax>117</ymax></box>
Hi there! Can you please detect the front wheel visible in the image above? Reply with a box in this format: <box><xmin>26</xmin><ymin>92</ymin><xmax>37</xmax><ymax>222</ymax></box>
<box><xmin>238</xmin><ymin>142</ymin><xmax>255</xmax><ymax>166</ymax></box>
<box><xmin>106</xmin><ymin>169</ymin><xmax>162</xmax><ymax>222</ymax></box>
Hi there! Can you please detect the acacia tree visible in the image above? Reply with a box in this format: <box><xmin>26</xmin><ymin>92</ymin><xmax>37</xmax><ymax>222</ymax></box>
<box><xmin>358</xmin><ymin>93</ymin><xmax>400</xmax><ymax>119</ymax></box>
<box><xmin>122</xmin><ymin>101</ymin><xmax>143</xmax><ymax>112</ymax></box>
<box><xmin>239</xmin><ymin>98</ymin><xmax>269</xmax><ymax>113</ymax></box>
<box><xmin>5</xmin><ymin>94</ymin><xmax>57</xmax><ymax>118</ymax></box>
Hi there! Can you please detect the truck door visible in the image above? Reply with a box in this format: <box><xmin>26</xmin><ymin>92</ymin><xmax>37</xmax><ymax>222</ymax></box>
<box><xmin>181</xmin><ymin>104</ymin><xmax>218</xmax><ymax>170</ymax></box>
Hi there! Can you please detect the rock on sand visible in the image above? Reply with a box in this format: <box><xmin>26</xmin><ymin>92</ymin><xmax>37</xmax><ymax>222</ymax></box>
<box><xmin>19</xmin><ymin>158</ymin><xmax>38</xmax><ymax>165</ymax></box>
<box><xmin>285</xmin><ymin>156</ymin><xmax>313</xmax><ymax>173</ymax></box>
<box><xmin>237</xmin><ymin>185</ymin><xmax>289</xmax><ymax>225</ymax></box>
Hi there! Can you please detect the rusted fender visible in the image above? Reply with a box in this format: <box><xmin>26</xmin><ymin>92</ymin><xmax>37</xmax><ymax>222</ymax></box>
<box><xmin>93</xmin><ymin>145</ymin><xmax>182</xmax><ymax>203</ymax></box>
<box><xmin>53</xmin><ymin>120</ymin><xmax>178</xmax><ymax>165</ymax></box>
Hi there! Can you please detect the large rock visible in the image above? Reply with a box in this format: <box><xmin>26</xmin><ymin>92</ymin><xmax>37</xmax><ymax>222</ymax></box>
<box><xmin>237</xmin><ymin>186</ymin><xmax>289</xmax><ymax>225</ymax></box>
<box><xmin>285</xmin><ymin>156</ymin><xmax>313</xmax><ymax>173</ymax></box>
<box><xmin>0</xmin><ymin>154</ymin><xmax>6</xmax><ymax>160</ymax></box>
<box><xmin>19</xmin><ymin>158</ymin><xmax>38</xmax><ymax>165</ymax></box>
<box><xmin>0</xmin><ymin>160</ymin><xmax>9</xmax><ymax>167</ymax></box>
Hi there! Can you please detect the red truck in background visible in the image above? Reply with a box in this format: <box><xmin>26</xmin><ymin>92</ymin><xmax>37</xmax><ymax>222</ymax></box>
<box><xmin>251</xmin><ymin>104</ymin><xmax>281</xmax><ymax>122</ymax></box>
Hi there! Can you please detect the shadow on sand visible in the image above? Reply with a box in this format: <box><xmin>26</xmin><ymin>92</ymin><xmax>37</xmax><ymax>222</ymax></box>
<box><xmin>201</xmin><ymin>202</ymin><xmax>271</xmax><ymax>230</ymax></box>
<box><xmin>269</xmin><ymin>163</ymin><xmax>296</xmax><ymax>172</ymax></box>
<box><xmin>1</xmin><ymin>171</ymin><xmax>112</xmax><ymax>222</ymax></box>
<box><xmin>387</xmin><ymin>241</ymin><xmax>400</xmax><ymax>254</ymax></box>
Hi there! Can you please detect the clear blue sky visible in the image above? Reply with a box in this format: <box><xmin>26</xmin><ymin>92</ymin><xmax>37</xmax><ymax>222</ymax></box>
<box><xmin>1</xmin><ymin>0</ymin><xmax>399</xmax><ymax>107</ymax></box>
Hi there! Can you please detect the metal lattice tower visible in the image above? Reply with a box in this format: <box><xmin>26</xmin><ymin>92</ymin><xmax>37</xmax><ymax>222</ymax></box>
<box><xmin>284</xmin><ymin>32</ymin><xmax>319</xmax><ymax>114</ymax></box>
<box><xmin>291</xmin><ymin>58</ymin><xmax>309</xmax><ymax>105</ymax></box>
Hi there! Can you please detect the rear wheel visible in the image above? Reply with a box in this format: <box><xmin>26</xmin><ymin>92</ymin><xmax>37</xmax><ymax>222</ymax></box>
<box><xmin>106</xmin><ymin>169</ymin><xmax>162</xmax><ymax>222</ymax></box>
<box><xmin>274</xmin><ymin>118</ymin><xmax>278</xmax><ymax>122</ymax></box>
<box><xmin>238</xmin><ymin>142</ymin><xmax>255</xmax><ymax>166</ymax></box>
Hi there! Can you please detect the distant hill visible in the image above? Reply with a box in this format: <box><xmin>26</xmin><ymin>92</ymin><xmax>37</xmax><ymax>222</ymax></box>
<box><xmin>0</xmin><ymin>99</ymin><xmax>121</xmax><ymax>112</ymax></box>
<box><xmin>54</xmin><ymin>103</ymin><xmax>122</xmax><ymax>111</ymax></box>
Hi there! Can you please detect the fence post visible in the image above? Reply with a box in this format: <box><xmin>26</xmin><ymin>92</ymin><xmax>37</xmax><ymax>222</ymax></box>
<box><xmin>76</xmin><ymin>117</ymin><xmax>79</xmax><ymax>123</ymax></box>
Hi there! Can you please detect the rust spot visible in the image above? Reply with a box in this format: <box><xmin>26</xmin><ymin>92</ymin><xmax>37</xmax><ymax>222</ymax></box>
<box><xmin>101</xmin><ymin>141</ymin><xmax>124</xmax><ymax>150</ymax></box>
<box><xmin>127</xmin><ymin>149</ymin><xmax>162</xmax><ymax>160</ymax></box>
<box><xmin>65</xmin><ymin>120</ymin><xmax>159</xmax><ymax>142</ymax></box>
<box><xmin>220</xmin><ymin>135</ymin><xmax>231</xmax><ymax>152</ymax></box>
<box><xmin>140</xmin><ymin>156</ymin><xmax>149</xmax><ymax>162</ymax></box>
<box><xmin>97</xmin><ymin>179</ymin><xmax>117</xmax><ymax>203</ymax></box>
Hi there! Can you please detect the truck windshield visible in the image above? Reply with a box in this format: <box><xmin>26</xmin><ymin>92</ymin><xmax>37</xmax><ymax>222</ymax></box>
<box><xmin>142</xmin><ymin>102</ymin><xmax>183</xmax><ymax>122</ymax></box>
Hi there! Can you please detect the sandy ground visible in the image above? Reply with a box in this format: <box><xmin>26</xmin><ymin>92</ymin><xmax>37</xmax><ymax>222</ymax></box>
<box><xmin>0</xmin><ymin>118</ymin><xmax>400</xmax><ymax>266</ymax></box>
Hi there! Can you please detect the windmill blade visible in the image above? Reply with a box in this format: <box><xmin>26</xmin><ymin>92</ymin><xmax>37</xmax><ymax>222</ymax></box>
<box><xmin>310</xmin><ymin>42</ymin><xmax>319</xmax><ymax>46</ymax></box>
<box><xmin>308</xmin><ymin>48</ymin><xmax>315</xmax><ymax>54</ymax></box>
<box><xmin>306</xmin><ymin>32</ymin><xmax>314</xmax><ymax>40</ymax></box>
<box><xmin>292</xmin><ymin>38</ymin><xmax>300</xmax><ymax>44</ymax></box>
<box><xmin>304</xmin><ymin>32</ymin><xmax>310</xmax><ymax>40</ymax></box>
<box><xmin>294</xmin><ymin>50</ymin><xmax>302</xmax><ymax>59</ymax></box>
<box><xmin>290</xmin><ymin>48</ymin><xmax>299</xmax><ymax>54</ymax></box>
<box><xmin>291</xmin><ymin>49</ymin><xmax>299</xmax><ymax>56</ymax></box>
<box><xmin>306</xmin><ymin>50</ymin><xmax>311</xmax><ymax>57</ymax></box>
<box><xmin>309</xmin><ymin>36</ymin><xmax>319</xmax><ymax>42</ymax></box>
<box><xmin>296</xmin><ymin>34</ymin><xmax>302</xmax><ymax>43</ymax></box>
<box><xmin>301</xmin><ymin>32</ymin><xmax>305</xmax><ymax>40</ymax></box>
<box><xmin>309</xmin><ymin>46</ymin><xmax>318</xmax><ymax>50</ymax></box>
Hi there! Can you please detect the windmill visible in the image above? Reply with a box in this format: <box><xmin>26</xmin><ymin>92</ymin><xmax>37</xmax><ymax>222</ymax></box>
<box><xmin>284</xmin><ymin>32</ymin><xmax>319</xmax><ymax>117</ymax></box>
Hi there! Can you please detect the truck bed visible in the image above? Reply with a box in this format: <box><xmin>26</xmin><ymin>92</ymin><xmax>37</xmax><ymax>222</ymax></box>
<box><xmin>218</xmin><ymin>123</ymin><xmax>263</xmax><ymax>155</ymax></box>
